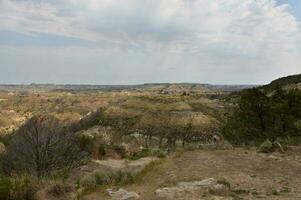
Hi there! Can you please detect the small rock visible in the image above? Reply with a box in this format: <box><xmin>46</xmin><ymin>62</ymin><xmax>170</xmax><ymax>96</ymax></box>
<box><xmin>107</xmin><ymin>188</ymin><xmax>139</xmax><ymax>200</ymax></box>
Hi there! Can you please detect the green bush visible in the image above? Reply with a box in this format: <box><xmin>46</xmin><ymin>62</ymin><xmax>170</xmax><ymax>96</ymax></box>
<box><xmin>257</xmin><ymin>139</ymin><xmax>274</xmax><ymax>153</ymax></box>
<box><xmin>223</xmin><ymin>88</ymin><xmax>301</xmax><ymax>146</ymax></box>
<box><xmin>257</xmin><ymin>138</ymin><xmax>290</xmax><ymax>153</ymax></box>
<box><xmin>78</xmin><ymin>168</ymin><xmax>135</xmax><ymax>191</ymax></box>
<box><xmin>75</xmin><ymin>132</ymin><xmax>94</xmax><ymax>152</ymax></box>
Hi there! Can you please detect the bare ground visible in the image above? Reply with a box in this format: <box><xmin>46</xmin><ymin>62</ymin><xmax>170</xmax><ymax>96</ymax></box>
<box><xmin>83</xmin><ymin>147</ymin><xmax>301</xmax><ymax>200</ymax></box>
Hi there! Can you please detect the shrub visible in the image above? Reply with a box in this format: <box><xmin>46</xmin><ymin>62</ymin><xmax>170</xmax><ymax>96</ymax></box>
<box><xmin>223</xmin><ymin>88</ymin><xmax>301</xmax><ymax>146</ymax></box>
<box><xmin>272</xmin><ymin>188</ymin><xmax>279</xmax><ymax>195</ymax></box>
<box><xmin>93</xmin><ymin>169</ymin><xmax>109</xmax><ymax>185</ymax></box>
<box><xmin>75</xmin><ymin>132</ymin><xmax>94</xmax><ymax>152</ymax></box>
<box><xmin>69</xmin><ymin>109</ymin><xmax>105</xmax><ymax>133</ymax></box>
<box><xmin>274</xmin><ymin>138</ymin><xmax>288</xmax><ymax>152</ymax></box>
<box><xmin>257</xmin><ymin>138</ymin><xmax>289</xmax><ymax>153</ymax></box>
<box><xmin>95</xmin><ymin>168</ymin><xmax>134</xmax><ymax>185</ymax></box>
<box><xmin>0</xmin><ymin>175</ymin><xmax>38</xmax><ymax>200</ymax></box>
<box><xmin>97</xmin><ymin>144</ymin><xmax>106</xmax><ymax>157</ymax></box>
<box><xmin>127</xmin><ymin>148</ymin><xmax>166</xmax><ymax>160</ymax></box>
<box><xmin>151</xmin><ymin>149</ymin><xmax>166</xmax><ymax>158</ymax></box>
<box><xmin>46</xmin><ymin>182</ymin><xmax>73</xmax><ymax>197</ymax></box>
<box><xmin>257</xmin><ymin>139</ymin><xmax>274</xmax><ymax>153</ymax></box>
<box><xmin>127</xmin><ymin>148</ymin><xmax>150</xmax><ymax>160</ymax></box>
<box><xmin>78</xmin><ymin>168</ymin><xmax>135</xmax><ymax>191</ymax></box>
<box><xmin>2</xmin><ymin>115</ymin><xmax>86</xmax><ymax>178</ymax></box>
<box><xmin>114</xmin><ymin>169</ymin><xmax>134</xmax><ymax>185</ymax></box>
<box><xmin>79</xmin><ymin>175</ymin><xmax>96</xmax><ymax>189</ymax></box>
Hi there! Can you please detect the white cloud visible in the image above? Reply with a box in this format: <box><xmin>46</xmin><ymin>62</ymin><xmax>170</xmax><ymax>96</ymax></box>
<box><xmin>0</xmin><ymin>0</ymin><xmax>300</xmax><ymax>84</ymax></box>
<box><xmin>0</xmin><ymin>0</ymin><xmax>98</xmax><ymax>40</ymax></box>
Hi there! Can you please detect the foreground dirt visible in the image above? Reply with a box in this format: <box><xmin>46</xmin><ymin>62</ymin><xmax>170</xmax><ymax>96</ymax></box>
<box><xmin>83</xmin><ymin>148</ymin><xmax>301</xmax><ymax>200</ymax></box>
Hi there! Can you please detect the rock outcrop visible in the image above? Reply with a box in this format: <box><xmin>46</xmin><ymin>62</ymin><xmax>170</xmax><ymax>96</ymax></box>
<box><xmin>107</xmin><ymin>188</ymin><xmax>139</xmax><ymax>200</ymax></box>
<box><xmin>155</xmin><ymin>178</ymin><xmax>230</xmax><ymax>200</ymax></box>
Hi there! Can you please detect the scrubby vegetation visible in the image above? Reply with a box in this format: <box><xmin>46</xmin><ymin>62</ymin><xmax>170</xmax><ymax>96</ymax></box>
<box><xmin>78</xmin><ymin>168</ymin><xmax>135</xmax><ymax>190</ymax></box>
<box><xmin>0</xmin><ymin>77</ymin><xmax>301</xmax><ymax>199</ymax></box>
<box><xmin>1</xmin><ymin>115</ymin><xmax>87</xmax><ymax>178</ymax></box>
<box><xmin>0</xmin><ymin>88</ymin><xmax>224</xmax><ymax>199</ymax></box>
<box><xmin>126</xmin><ymin>148</ymin><xmax>166</xmax><ymax>160</ymax></box>
<box><xmin>0</xmin><ymin>175</ymin><xmax>38</xmax><ymax>200</ymax></box>
<box><xmin>223</xmin><ymin>87</ymin><xmax>301</xmax><ymax>146</ymax></box>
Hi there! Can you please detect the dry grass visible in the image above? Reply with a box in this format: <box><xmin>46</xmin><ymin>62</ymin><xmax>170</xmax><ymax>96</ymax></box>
<box><xmin>83</xmin><ymin>148</ymin><xmax>301</xmax><ymax>200</ymax></box>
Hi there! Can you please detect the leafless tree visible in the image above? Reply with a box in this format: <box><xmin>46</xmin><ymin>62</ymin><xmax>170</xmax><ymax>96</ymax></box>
<box><xmin>1</xmin><ymin>115</ymin><xmax>86</xmax><ymax>178</ymax></box>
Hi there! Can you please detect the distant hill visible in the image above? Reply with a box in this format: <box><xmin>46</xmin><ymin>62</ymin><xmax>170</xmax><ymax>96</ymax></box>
<box><xmin>260</xmin><ymin>74</ymin><xmax>301</xmax><ymax>92</ymax></box>
<box><xmin>0</xmin><ymin>83</ymin><xmax>255</xmax><ymax>95</ymax></box>
<box><xmin>135</xmin><ymin>83</ymin><xmax>218</xmax><ymax>95</ymax></box>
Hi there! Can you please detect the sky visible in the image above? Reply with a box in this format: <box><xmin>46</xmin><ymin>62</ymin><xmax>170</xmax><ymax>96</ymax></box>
<box><xmin>0</xmin><ymin>0</ymin><xmax>300</xmax><ymax>85</ymax></box>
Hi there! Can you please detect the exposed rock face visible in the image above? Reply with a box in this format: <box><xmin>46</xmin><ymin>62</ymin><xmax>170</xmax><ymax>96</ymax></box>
<box><xmin>154</xmin><ymin>178</ymin><xmax>230</xmax><ymax>200</ymax></box>
<box><xmin>107</xmin><ymin>188</ymin><xmax>139</xmax><ymax>200</ymax></box>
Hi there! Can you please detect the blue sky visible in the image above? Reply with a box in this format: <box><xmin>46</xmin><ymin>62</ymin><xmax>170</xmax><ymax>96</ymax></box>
<box><xmin>0</xmin><ymin>0</ymin><xmax>300</xmax><ymax>85</ymax></box>
<box><xmin>277</xmin><ymin>0</ymin><xmax>301</xmax><ymax>20</ymax></box>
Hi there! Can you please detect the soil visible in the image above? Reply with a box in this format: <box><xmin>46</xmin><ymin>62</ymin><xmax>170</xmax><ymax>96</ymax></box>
<box><xmin>83</xmin><ymin>147</ymin><xmax>301</xmax><ymax>200</ymax></box>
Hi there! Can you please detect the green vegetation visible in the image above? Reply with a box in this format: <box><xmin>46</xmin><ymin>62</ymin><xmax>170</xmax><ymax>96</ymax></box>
<box><xmin>223</xmin><ymin>87</ymin><xmax>301</xmax><ymax>146</ymax></box>
<box><xmin>0</xmin><ymin>76</ymin><xmax>300</xmax><ymax>199</ymax></box>
<box><xmin>257</xmin><ymin>139</ymin><xmax>274</xmax><ymax>153</ymax></box>
<box><xmin>78</xmin><ymin>168</ymin><xmax>135</xmax><ymax>190</ymax></box>
<box><xmin>272</xmin><ymin>188</ymin><xmax>280</xmax><ymax>196</ymax></box>
<box><xmin>126</xmin><ymin>148</ymin><xmax>166</xmax><ymax>160</ymax></box>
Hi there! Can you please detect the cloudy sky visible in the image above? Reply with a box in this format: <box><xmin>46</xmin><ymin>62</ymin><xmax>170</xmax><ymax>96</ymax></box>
<box><xmin>0</xmin><ymin>0</ymin><xmax>300</xmax><ymax>85</ymax></box>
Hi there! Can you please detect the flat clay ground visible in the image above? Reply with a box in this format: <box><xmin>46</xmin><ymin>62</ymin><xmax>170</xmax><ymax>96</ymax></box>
<box><xmin>83</xmin><ymin>148</ymin><xmax>301</xmax><ymax>200</ymax></box>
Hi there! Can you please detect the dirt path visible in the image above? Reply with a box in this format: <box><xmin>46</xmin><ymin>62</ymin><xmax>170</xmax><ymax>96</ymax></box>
<box><xmin>83</xmin><ymin>148</ymin><xmax>301</xmax><ymax>200</ymax></box>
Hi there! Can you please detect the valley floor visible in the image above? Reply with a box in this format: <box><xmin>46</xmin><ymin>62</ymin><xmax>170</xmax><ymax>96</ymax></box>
<box><xmin>83</xmin><ymin>148</ymin><xmax>301</xmax><ymax>200</ymax></box>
